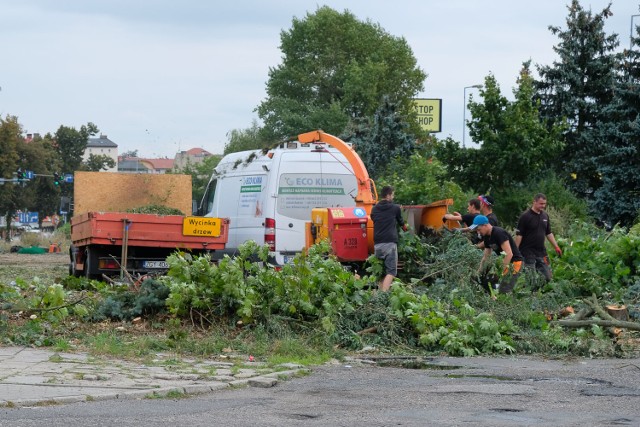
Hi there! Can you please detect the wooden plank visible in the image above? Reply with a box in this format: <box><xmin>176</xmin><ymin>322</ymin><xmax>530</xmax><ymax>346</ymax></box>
<box><xmin>73</xmin><ymin>172</ymin><xmax>193</xmax><ymax>215</ymax></box>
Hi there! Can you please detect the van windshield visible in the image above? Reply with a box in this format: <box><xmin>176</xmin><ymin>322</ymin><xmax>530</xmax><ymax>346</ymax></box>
<box><xmin>201</xmin><ymin>179</ymin><xmax>217</xmax><ymax>216</ymax></box>
<box><xmin>277</xmin><ymin>173</ymin><xmax>357</xmax><ymax>220</ymax></box>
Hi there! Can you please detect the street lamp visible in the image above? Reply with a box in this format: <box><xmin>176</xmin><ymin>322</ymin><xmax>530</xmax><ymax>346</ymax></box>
<box><xmin>462</xmin><ymin>84</ymin><xmax>482</xmax><ymax>148</ymax></box>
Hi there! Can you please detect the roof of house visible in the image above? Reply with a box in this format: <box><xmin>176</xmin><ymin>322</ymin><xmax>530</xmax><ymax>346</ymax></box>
<box><xmin>87</xmin><ymin>135</ymin><xmax>118</xmax><ymax>148</ymax></box>
<box><xmin>182</xmin><ymin>147</ymin><xmax>212</xmax><ymax>156</ymax></box>
<box><xmin>117</xmin><ymin>159</ymin><xmax>148</xmax><ymax>171</ymax></box>
<box><xmin>141</xmin><ymin>158</ymin><xmax>174</xmax><ymax>170</ymax></box>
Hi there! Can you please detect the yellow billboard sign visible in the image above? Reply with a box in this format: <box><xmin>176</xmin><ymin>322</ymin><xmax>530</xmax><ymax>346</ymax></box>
<box><xmin>413</xmin><ymin>98</ymin><xmax>442</xmax><ymax>133</ymax></box>
<box><xmin>182</xmin><ymin>217</ymin><xmax>222</xmax><ymax>237</ymax></box>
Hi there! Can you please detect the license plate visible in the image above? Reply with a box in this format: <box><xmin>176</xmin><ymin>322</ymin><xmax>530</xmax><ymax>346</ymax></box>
<box><xmin>283</xmin><ymin>255</ymin><xmax>294</xmax><ymax>264</ymax></box>
<box><xmin>142</xmin><ymin>261</ymin><xmax>169</xmax><ymax>269</ymax></box>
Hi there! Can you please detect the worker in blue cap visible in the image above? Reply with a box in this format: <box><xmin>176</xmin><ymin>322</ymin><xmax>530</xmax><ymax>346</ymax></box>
<box><xmin>470</xmin><ymin>215</ymin><xmax>523</xmax><ymax>294</ymax></box>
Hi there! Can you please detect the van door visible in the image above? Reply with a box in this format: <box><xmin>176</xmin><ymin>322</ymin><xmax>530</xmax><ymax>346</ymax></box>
<box><xmin>234</xmin><ymin>174</ymin><xmax>269</xmax><ymax>250</ymax></box>
<box><xmin>206</xmin><ymin>174</ymin><xmax>268</xmax><ymax>250</ymax></box>
<box><xmin>274</xmin><ymin>151</ymin><xmax>357</xmax><ymax>263</ymax></box>
<box><xmin>204</xmin><ymin>177</ymin><xmax>239</xmax><ymax>248</ymax></box>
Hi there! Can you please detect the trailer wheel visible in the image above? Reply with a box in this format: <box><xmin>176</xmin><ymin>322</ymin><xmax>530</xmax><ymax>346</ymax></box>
<box><xmin>85</xmin><ymin>247</ymin><xmax>96</xmax><ymax>279</ymax></box>
<box><xmin>69</xmin><ymin>244</ymin><xmax>80</xmax><ymax>277</ymax></box>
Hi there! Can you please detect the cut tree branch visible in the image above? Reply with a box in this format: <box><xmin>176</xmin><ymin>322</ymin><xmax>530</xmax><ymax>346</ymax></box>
<box><xmin>553</xmin><ymin>319</ymin><xmax>640</xmax><ymax>331</ymax></box>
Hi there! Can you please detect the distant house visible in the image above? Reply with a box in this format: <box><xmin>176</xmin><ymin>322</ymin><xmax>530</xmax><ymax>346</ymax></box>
<box><xmin>173</xmin><ymin>147</ymin><xmax>213</xmax><ymax>171</ymax></box>
<box><xmin>139</xmin><ymin>158</ymin><xmax>174</xmax><ymax>174</ymax></box>
<box><xmin>116</xmin><ymin>146</ymin><xmax>215</xmax><ymax>174</ymax></box>
<box><xmin>84</xmin><ymin>134</ymin><xmax>118</xmax><ymax>172</ymax></box>
<box><xmin>117</xmin><ymin>157</ymin><xmax>149</xmax><ymax>173</ymax></box>
<box><xmin>117</xmin><ymin>157</ymin><xmax>174</xmax><ymax>174</ymax></box>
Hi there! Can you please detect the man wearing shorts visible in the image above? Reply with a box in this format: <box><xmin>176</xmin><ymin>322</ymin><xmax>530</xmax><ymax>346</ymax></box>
<box><xmin>371</xmin><ymin>185</ymin><xmax>406</xmax><ymax>291</ymax></box>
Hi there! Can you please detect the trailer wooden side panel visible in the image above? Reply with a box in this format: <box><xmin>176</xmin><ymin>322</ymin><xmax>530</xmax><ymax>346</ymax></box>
<box><xmin>73</xmin><ymin>172</ymin><xmax>192</xmax><ymax>216</ymax></box>
<box><xmin>71</xmin><ymin>212</ymin><xmax>228</xmax><ymax>250</ymax></box>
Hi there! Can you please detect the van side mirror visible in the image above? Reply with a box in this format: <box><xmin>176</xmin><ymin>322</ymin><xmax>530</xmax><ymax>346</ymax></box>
<box><xmin>192</xmin><ymin>200</ymin><xmax>199</xmax><ymax>216</ymax></box>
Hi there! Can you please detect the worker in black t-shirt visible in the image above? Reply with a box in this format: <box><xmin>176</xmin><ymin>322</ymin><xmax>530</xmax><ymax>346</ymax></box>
<box><xmin>371</xmin><ymin>185</ymin><xmax>407</xmax><ymax>292</ymax></box>
<box><xmin>476</xmin><ymin>195</ymin><xmax>499</xmax><ymax>250</ymax></box>
<box><xmin>478</xmin><ymin>194</ymin><xmax>499</xmax><ymax>226</ymax></box>
<box><xmin>469</xmin><ymin>215</ymin><xmax>524</xmax><ymax>294</ymax></box>
<box><xmin>443</xmin><ymin>198</ymin><xmax>481</xmax><ymax>230</ymax></box>
<box><xmin>515</xmin><ymin>193</ymin><xmax>562</xmax><ymax>282</ymax></box>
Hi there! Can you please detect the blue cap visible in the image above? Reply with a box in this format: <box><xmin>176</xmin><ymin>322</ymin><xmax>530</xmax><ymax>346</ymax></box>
<box><xmin>469</xmin><ymin>215</ymin><xmax>489</xmax><ymax>230</ymax></box>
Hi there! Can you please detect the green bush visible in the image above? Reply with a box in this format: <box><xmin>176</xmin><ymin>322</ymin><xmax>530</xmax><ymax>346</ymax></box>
<box><xmin>94</xmin><ymin>279</ymin><xmax>170</xmax><ymax>321</ymax></box>
<box><xmin>491</xmin><ymin>172</ymin><xmax>588</xmax><ymax>228</ymax></box>
<box><xmin>552</xmin><ymin>222</ymin><xmax>640</xmax><ymax>297</ymax></box>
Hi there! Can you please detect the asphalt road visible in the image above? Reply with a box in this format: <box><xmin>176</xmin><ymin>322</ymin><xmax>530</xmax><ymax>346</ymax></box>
<box><xmin>2</xmin><ymin>355</ymin><xmax>640</xmax><ymax>427</ymax></box>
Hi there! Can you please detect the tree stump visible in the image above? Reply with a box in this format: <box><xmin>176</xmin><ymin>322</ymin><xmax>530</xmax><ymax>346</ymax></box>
<box><xmin>606</xmin><ymin>305</ymin><xmax>629</xmax><ymax>321</ymax></box>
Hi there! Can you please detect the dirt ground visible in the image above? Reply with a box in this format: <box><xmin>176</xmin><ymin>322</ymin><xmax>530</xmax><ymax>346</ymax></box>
<box><xmin>0</xmin><ymin>252</ymin><xmax>69</xmax><ymax>267</ymax></box>
<box><xmin>0</xmin><ymin>252</ymin><xmax>69</xmax><ymax>284</ymax></box>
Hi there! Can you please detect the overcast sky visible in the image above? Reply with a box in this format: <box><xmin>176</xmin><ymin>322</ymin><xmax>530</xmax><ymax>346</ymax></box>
<box><xmin>1</xmin><ymin>0</ymin><xmax>637</xmax><ymax>158</ymax></box>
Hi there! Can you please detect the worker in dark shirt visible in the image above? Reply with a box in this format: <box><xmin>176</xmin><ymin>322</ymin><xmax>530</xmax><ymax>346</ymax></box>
<box><xmin>443</xmin><ymin>198</ymin><xmax>481</xmax><ymax>244</ymax></box>
<box><xmin>470</xmin><ymin>215</ymin><xmax>524</xmax><ymax>294</ymax></box>
<box><xmin>515</xmin><ymin>193</ymin><xmax>562</xmax><ymax>282</ymax></box>
<box><xmin>370</xmin><ymin>185</ymin><xmax>406</xmax><ymax>291</ymax></box>
<box><xmin>478</xmin><ymin>194</ymin><xmax>499</xmax><ymax>226</ymax></box>
<box><xmin>476</xmin><ymin>195</ymin><xmax>499</xmax><ymax>250</ymax></box>
<box><xmin>443</xmin><ymin>198</ymin><xmax>481</xmax><ymax>230</ymax></box>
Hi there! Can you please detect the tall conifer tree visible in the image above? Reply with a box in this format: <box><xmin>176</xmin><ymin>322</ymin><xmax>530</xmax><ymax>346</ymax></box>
<box><xmin>536</xmin><ymin>1</ymin><xmax>620</xmax><ymax>200</ymax></box>
<box><xmin>592</xmin><ymin>21</ymin><xmax>640</xmax><ymax>226</ymax></box>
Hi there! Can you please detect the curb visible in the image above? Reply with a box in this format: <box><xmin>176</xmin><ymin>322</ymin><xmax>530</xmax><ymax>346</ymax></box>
<box><xmin>0</xmin><ymin>368</ymin><xmax>310</xmax><ymax>408</ymax></box>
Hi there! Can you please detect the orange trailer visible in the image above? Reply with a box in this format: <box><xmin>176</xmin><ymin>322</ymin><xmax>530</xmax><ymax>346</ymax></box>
<box><xmin>70</xmin><ymin>212</ymin><xmax>228</xmax><ymax>279</ymax></box>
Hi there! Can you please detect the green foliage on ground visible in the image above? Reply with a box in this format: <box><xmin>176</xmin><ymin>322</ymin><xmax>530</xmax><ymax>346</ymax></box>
<box><xmin>3</xmin><ymin>221</ymin><xmax>640</xmax><ymax>360</ymax></box>
<box><xmin>552</xmin><ymin>222</ymin><xmax>640</xmax><ymax>299</ymax></box>
<box><xmin>94</xmin><ymin>279</ymin><xmax>170</xmax><ymax>321</ymax></box>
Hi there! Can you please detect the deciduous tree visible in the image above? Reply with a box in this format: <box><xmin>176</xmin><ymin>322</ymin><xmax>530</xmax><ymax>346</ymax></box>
<box><xmin>224</xmin><ymin>120</ymin><xmax>269</xmax><ymax>155</ymax></box>
<box><xmin>178</xmin><ymin>154</ymin><xmax>222</xmax><ymax>207</ymax></box>
<box><xmin>55</xmin><ymin>122</ymin><xmax>98</xmax><ymax>174</ymax></box>
<box><xmin>85</xmin><ymin>154</ymin><xmax>116</xmax><ymax>171</ymax></box>
<box><xmin>442</xmin><ymin>64</ymin><xmax>563</xmax><ymax>193</ymax></box>
<box><xmin>0</xmin><ymin>116</ymin><xmax>23</xmax><ymax>240</ymax></box>
<box><xmin>20</xmin><ymin>134</ymin><xmax>61</xmax><ymax>226</ymax></box>
<box><xmin>470</xmin><ymin>66</ymin><xmax>564</xmax><ymax>190</ymax></box>
<box><xmin>257</xmin><ymin>6</ymin><xmax>426</xmax><ymax>140</ymax></box>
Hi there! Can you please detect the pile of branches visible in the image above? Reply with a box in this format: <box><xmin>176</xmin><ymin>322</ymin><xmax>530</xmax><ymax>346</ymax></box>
<box><xmin>553</xmin><ymin>294</ymin><xmax>640</xmax><ymax>332</ymax></box>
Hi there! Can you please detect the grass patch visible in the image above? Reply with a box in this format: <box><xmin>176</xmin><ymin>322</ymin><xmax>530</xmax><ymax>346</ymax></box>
<box><xmin>48</xmin><ymin>354</ymin><xmax>63</xmax><ymax>363</ymax></box>
<box><xmin>146</xmin><ymin>389</ymin><xmax>186</xmax><ymax>399</ymax></box>
<box><xmin>53</xmin><ymin>338</ymin><xmax>72</xmax><ymax>352</ymax></box>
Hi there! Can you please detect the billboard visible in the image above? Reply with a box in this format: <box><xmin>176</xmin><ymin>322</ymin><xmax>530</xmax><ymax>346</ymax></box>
<box><xmin>413</xmin><ymin>98</ymin><xmax>442</xmax><ymax>133</ymax></box>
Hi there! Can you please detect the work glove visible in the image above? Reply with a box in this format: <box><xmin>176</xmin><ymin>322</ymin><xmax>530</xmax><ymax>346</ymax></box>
<box><xmin>554</xmin><ymin>246</ymin><xmax>562</xmax><ymax>256</ymax></box>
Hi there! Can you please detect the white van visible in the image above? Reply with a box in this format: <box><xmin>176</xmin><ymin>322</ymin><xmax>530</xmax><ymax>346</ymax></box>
<box><xmin>198</xmin><ymin>141</ymin><xmax>358</xmax><ymax>265</ymax></box>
